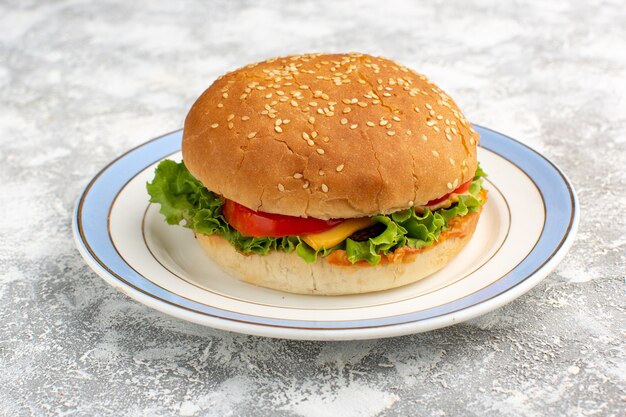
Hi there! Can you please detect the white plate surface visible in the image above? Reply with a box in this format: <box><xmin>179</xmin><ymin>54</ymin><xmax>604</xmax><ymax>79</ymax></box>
<box><xmin>74</xmin><ymin>127</ymin><xmax>578</xmax><ymax>340</ymax></box>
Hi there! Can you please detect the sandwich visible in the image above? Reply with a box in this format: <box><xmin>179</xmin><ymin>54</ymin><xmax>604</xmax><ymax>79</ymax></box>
<box><xmin>147</xmin><ymin>53</ymin><xmax>487</xmax><ymax>295</ymax></box>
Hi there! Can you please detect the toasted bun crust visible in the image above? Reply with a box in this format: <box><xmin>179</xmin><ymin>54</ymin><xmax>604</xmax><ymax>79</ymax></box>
<box><xmin>195</xmin><ymin>208</ymin><xmax>481</xmax><ymax>295</ymax></box>
<box><xmin>182</xmin><ymin>53</ymin><xmax>478</xmax><ymax>219</ymax></box>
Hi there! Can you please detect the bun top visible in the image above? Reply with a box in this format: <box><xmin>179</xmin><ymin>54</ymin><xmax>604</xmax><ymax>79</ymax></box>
<box><xmin>182</xmin><ymin>53</ymin><xmax>479</xmax><ymax>219</ymax></box>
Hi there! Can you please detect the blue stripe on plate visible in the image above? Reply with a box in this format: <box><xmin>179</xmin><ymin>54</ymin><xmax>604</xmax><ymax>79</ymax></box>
<box><xmin>75</xmin><ymin>126</ymin><xmax>577</xmax><ymax>330</ymax></box>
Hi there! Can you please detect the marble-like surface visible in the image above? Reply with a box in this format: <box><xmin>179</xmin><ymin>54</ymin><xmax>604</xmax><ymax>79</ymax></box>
<box><xmin>1</xmin><ymin>0</ymin><xmax>624</xmax><ymax>415</ymax></box>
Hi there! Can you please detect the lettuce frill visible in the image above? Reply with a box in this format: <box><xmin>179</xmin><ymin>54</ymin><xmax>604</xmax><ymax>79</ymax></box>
<box><xmin>147</xmin><ymin>161</ymin><xmax>486</xmax><ymax>265</ymax></box>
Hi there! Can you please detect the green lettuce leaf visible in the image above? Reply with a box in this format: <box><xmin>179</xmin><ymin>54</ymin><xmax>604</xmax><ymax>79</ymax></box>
<box><xmin>147</xmin><ymin>160</ymin><xmax>487</xmax><ymax>265</ymax></box>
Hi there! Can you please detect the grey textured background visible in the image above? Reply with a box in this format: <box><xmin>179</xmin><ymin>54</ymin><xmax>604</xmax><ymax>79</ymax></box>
<box><xmin>1</xmin><ymin>1</ymin><xmax>625</xmax><ymax>416</ymax></box>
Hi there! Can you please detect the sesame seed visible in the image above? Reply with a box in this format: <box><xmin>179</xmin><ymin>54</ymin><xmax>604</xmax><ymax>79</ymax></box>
<box><xmin>228</xmin><ymin>122</ymin><xmax>234</xmax><ymax>129</ymax></box>
<box><xmin>421</xmin><ymin>134</ymin><xmax>428</xmax><ymax>141</ymax></box>
<box><xmin>283</xmin><ymin>119</ymin><xmax>290</xmax><ymax>124</ymax></box>
<box><xmin>303</xmin><ymin>181</ymin><xmax>310</xmax><ymax>189</ymax></box>
<box><xmin>425</xmin><ymin>103</ymin><xmax>432</xmax><ymax>109</ymax></box>
<box><xmin>308</xmin><ymin>116</ymin><xmax>315</xmax><ymax>124</ymax></box>
<box><xmin>453</xmin><ymin>178</ymin><xmax>459</xmax><ymax>188</ymax></box>
<box><xmin>217</xmin><ymin>103</ymin><xmax>224</xmax><ymax>108</ymax></box>
<box><xmin>382</xmin><ymin>92</ymin><xmax>392</xmax><ymax>97</ymax></box>
<box><xmin>392</xmin><ymin>116</ymin><xmax>401</xmax><ymax>122</ymax></box>
<box><xmin>340</xmin><ymin>118</ymin><xmax>348</xmax><ymax>125</ymax></box>
<box><xmin>275</xmin><ymin>119</ymin><xmax>282</xmax><ymax>126</ymax></box>
<box><xmin>321</xmin><ymin>184</ymin><xmax>329</xmax><ymax>193</ymax></box>
<box><xmin>321</xmin><ymin>93</ymin><xmax>330</xmax><ymax>100</ymax></box>
<box><xmin>290</xmin><ymin>100</ymin><xmax>298</xmax><ymax>107</ymax></box>
<box><xmin>302</xmin><ymin>132</ymin><xmax>310</xmax><ymax>140</ymax></box>
<box><xmin>227</xmin><ymin>114</ymin><xmax>235</xmax><ymax>121</ymax></box>
<box><xmin>426</xmin><ymin>120</ymin><xmax>436</xmax><ymax>126</ymax></box>
<box><xmin>316</xmin><ymin>108</ymin><xmax>324</xmax><ymax>114</ymax></box>
<box><xmin>309</xmin><ymin>101</ymin><xmax>318</xmax><ymax>107</ymax></box>
<box><xmin>319</xmin><ymin>170</ymin><xmax>325</xmax><ymax>176</ymax></box>
<box><xmin>446</xmin><ymin>134</ymin><xmax>452</xmax><ymax>141</ymax></box>
<box><xmin>247</xmin><ymin>132</ymin><xmax>257</xmax><ymax>139</ymax></box>
<box><xmin>449</xmin><ymin>158</ymin><xmax>455</xmax><ymax>166</ymax></box>
<box><xmin>351</xmin><ymin>98</ymin><xmax>358</xmax><ymax>104</ymax></box>
<box><xmin>211</xmin><ymin>123</ymin><xmax>219</xmax><ymax>128</ymax></box>
<box><xmin>241</xmin><ymin>116</ymin><xmax>250</xmax><ymax>121</ymax></box>
<box><xmin>408</xmin><ymin>200</ymin><xmax>414</xmax><ymax>207</ymax></box>
<box><xmin>432</xmin><ymin>150</ymin><xmax>439</xmax><ymax>157</ymax></box>
<box><xmin>350</xmin><ymin>124</ymin><xmax>358</xmax><ymax>129</ymax></box>
<box><xmin>447</xmin><ymin>182</ymin><xmax>453</xmax><ymax>190</ymax></box>
<box><xmin>307</xmin><ymin>139</ymin><xmax>315</xmax><ymax>146</ymax></box>
<box><xmin>277</xmin><ymin>183</ymin><xmax>285</xmax><ymax>192</ymax></box>
<box><xmin>366</xmin><ymin>121</ymin><xmax>375</xmax><ymax>127</ymax></box>
<box><xmin>316</xmin><ymin>148</ymin><xmax>325</xmax><ymax>155</ymax></box>
<box><xmin>300</xmin><ymin>85</ymin><xmax>309</xmax><ymax>89</ymax></box>
<box><xmin>343</xmin><ymin>107</ymin><xmax>351</xmax><ymax>113</ymax></box>
<box><xmin>311</xmin><ymin>131</ymin><xmax>318</xmax><ymax>138</ymax></box>
<box><xmin>265</xmin><ymin>93</ymin><xmax>272</xmax><ymax>99</ymax></box>
<box><xmin>387</xmin><ymin>130</ymin><xmax>395</xmax><ymax>136</ymax></box>
<box><xmin>222</xmin><ymin>92</ymin><xmax>228</xmax><ymax>98</ymax></box>
<box><xmin>342</xmin><ymin>98</ymin><xmax>352</xmax><ymax>104</ymax></box>
<box><xmin>293</xmin><ymin>173</ymin><xmax>303</xmax><ymax>179</ymax></box>
<box><xmin>275</xmin><ymin>126</ymin><xmax>283</xmax><ymax>133</ymax></box>
<box><xmin>336</xmin><ymin>164</ymin><xmax>345</xmax><ymax>172</ymax></box>
<box><xmin>380</xmin><ymin>119</ymin><xmax>388</xmax><ymax>126</ymax></box>
<box><xmin>357</xmin><ymin>102</ymin><xmax>367</xmax><ymax>107</ymax></box>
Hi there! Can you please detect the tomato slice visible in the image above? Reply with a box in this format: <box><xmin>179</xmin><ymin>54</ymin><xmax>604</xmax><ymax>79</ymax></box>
<box><xmin>223</xmin><ymin>179</ymin><xmax>473</xmax><ymax>237</ymax></box>
<box><xmin>222</xmin><ymin>200</ymin><xmax>344</xmax><ymax>238</ymax></box>
<box><xmin>426</xmin><ymin>180</ymin><xmax>472</xmax><ymax>206</ymax></box>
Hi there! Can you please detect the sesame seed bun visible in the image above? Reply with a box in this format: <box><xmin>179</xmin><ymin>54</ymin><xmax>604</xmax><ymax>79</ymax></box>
<box><xmin>182</xmin><ymin>53</ymin><xmax>479</xmax><ymax>219</ymax></box>
<box><xmin>196</xmin><ymin>206</ymin><xmax>482</xmax><ymax>295</ymax></box>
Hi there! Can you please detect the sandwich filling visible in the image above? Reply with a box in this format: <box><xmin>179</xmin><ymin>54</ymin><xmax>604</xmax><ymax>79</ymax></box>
<box><xmin>147</xmin><ymin>160</ymin><xmax>487</xmax><ymax>265</ymax></box>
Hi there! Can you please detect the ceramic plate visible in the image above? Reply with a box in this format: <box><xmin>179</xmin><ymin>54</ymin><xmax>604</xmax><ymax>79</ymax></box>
<box><xmin>73</xmin><ymin>126</ymin><xmax>578</xmax><ymax>340</ymax></box>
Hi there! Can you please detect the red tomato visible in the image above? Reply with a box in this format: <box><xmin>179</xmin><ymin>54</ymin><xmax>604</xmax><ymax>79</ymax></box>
<box><xmin>222</xmin><ymin>200</ymin><xmax>344</xmax><ymax>237</ymax></box>
<box><xmin>426</xmin><ymin>180</ymin><xmax>472</xmax><ymax>206</ymax></box>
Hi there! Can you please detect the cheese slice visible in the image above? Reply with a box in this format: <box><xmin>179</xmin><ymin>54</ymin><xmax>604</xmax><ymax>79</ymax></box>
<box><xmin>302</xmin><ymin>218</ymin><xmax>377</xmax><ymax>250</ymax></box>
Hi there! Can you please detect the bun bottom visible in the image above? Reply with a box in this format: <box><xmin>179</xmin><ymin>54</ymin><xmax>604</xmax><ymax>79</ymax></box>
<box><xmin>195</xmin><ymin>210</ymin><xmax>481</xmax><ymax>295</ymax></box>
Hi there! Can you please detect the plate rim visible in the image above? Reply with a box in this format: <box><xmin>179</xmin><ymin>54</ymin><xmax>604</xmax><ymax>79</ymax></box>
<box><xmin>72</xmin><ymin>126</ymin><xmax>579</xmax><ymax>340</ymax></box>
